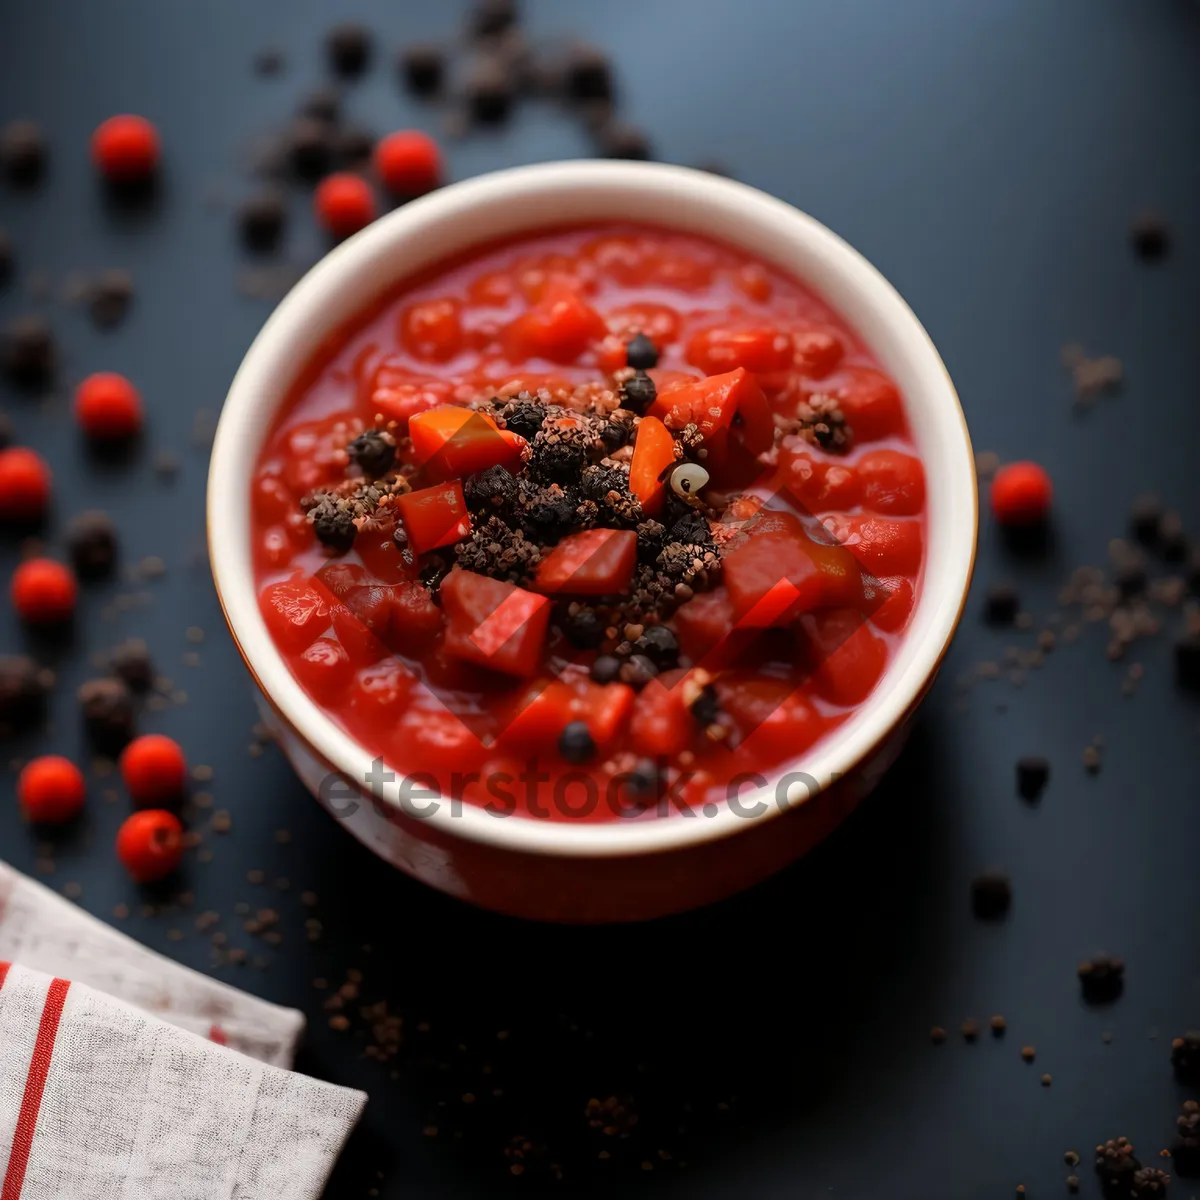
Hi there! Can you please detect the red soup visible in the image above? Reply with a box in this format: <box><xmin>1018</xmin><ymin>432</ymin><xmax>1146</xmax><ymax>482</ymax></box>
<box><xmin>251</xmin><ymin>224</ymin><xmax>926</xmax><ymax>822</ymax></box>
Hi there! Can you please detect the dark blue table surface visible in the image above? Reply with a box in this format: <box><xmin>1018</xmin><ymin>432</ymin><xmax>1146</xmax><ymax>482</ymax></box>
<box><xmin>3</xmin><ymin>1</ymin><xmax>1200</xmax><ymax>1196</ymax></box>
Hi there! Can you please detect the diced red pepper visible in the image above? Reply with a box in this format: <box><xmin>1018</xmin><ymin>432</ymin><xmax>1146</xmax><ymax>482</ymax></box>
<box><xmin>394</xmin><ymin>481</ymin><xmax>472</xmax><ymax>555</ymax></box>
<box><xmin>856</xmin><ymin>449</ymin><xmax>926</xmax><ymax>516</ymax></box>
<box><xmin>780</xmin><ymin>447</ymin><xmax>862</xmax><ymax>512</ymax></box>
<box><xmin>629</xmin><ymin>416</ymin><xmax>676</xmax><ymax>517</ymax></box>
<box><xmin>685</xmin><ymin>323</ymin><xmax>794</xmax><ymax>376</ymax></box>
<box><xmin>501</xmin><ymin>677</ymin><xmax>634</xmax><ymax>752</ymax></box>
<box><xmin>673</xmin><ymin>587</ymin><xmax>735</xmax><ymax>661</ymax></box>
<box><xmin>294</xmin><ymin>637</ymin><xmax>355</xmax><ymax>704</ymax></box>
<box><xmin>792</xmin><ymin>326</ymin><xmax>845</xmax><ymax>378</ymax></box>
<box><xmin>801</xmin><ymin>609</ymin><xmax>889</xmax><ymax>706</ymax></box>
<box><xmin>503</xmin><ymin>278</ymin><xmax>607</xmax><ymax>364</ymax></box>
<box><xmin>648</xmin><ymin>367</ymin><xmax>773</xmax><ymax>457</ymax></box>
<box><xmin>723</xmin><ymin>512</ymin><xmax>866</xmax><ymax>625</ymax></box>
<box><xmin>718</xmin><ymin>673</ymin><xmax>824</xmax><ymax>764</ymax></box>
<box><xmin>258</xmin><ymin>576</ymin><xmax>330</xmax><ymax>653</ymax></box>
<box><xmin>408</xmin><ymin>405</ymin><xmax>527</xmax><ymax>482</ymax></box>
<box><xmin>389</xmin><ymin>582</ymin><xmax>444</xmax><ymax>651</ymax></box>
<box><xmin>534</xmin><ymin>528</ymin><xmax>638</xmax><ymax>596</ymax></box>
<box><xmin>629</xmin><ymin>674</ymin><xmax>692</xmax><ymax>758</ymax></box>
<box><xmin>441</xmin><ymin>568</ymin><xmax>551</xmax><ymax>678</ymax></box>
<box><xmin>820</xmin><ymin>513</ymin><xmax>924</xmax><ymax>577</ymax></box>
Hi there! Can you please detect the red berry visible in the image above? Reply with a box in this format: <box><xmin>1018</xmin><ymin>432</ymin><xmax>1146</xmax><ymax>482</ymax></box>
<box><xmin>120</xmin><ymin>733</ymin><xmax>187</xmax><ymax>806</ymax></box>
<box><xmin>0</xmin><ymin>447</ymin><xmax>51</xmax><ymax>522</ymax></box>
<box><xmin>17</xmin><ymin>756</ymin><xmax>86</xmax><ymax>824</ymax></box>
<box><xmin>11</xmin><ymin>558</ymin><xmax>76</xmax><ymax>624</ymax></box>
<box><xmin>92</xmin><ymin>115</ymin><xmax>161</xmax><ymax>182</ymax></box>
<box><xmin>373</xmin><ymin>130</ymin><xmax>442</xmax><ymax>197</ymax></box>
<box><xmin>991</xmin><ymin>461</ymin><xmax>1053</xmax><ymax>525</ymax></box>
<box><xmin>116</xmin><ymin>809</ymin><xmax>184</xmax><ymax>882</ymax></box>
<box><xmin>74</xmin><ymin>372</ymin><xmax>143</xmax><ymax>441</ymax></box>
<box><xmin>314</xmin><ymin>173</ymin><xmax>376</xmax><ymax>238</ymax></box>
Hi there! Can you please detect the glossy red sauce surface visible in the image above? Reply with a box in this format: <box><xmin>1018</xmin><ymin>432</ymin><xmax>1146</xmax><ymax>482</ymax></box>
<box><xmin>251</xmin><ymin>224</ymin><xmax>926</xmax><ymax>821</ymax></box>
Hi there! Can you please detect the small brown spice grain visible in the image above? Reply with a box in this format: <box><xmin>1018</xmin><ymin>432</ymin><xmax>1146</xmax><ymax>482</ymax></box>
<box><xmin>1021</xmin><ymin>1045</ymin><xmax>1036</xmax><ymax>1062</ymax></box>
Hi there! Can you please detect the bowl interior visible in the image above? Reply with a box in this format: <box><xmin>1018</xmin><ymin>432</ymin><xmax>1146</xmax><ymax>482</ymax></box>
<box><xmin>209</xmin><ymin>160</ymin><xmax>976</xmax><ymax>857</ymax></box>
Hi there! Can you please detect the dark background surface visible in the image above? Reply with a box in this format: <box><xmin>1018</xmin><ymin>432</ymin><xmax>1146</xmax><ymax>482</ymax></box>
<box><xmin>2</xmin><ymin>1</ymin><xmax>1200</xmax><ymax>1196</ymax></box>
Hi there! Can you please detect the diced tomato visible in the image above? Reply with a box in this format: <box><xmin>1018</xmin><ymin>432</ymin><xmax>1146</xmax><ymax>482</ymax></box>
<box><xmin>503</xmin><ymin>278</ymin><xmax>606</xmax><ymax>364</ymax></box>
<box><xmin>821</xmin><ymin>513</ymin><xmax>923</xmax><ymax>577</ymax></box>
<box><xmin>370</xmin><ymin>382</ymin><xmax>446</xmax><ymax>432</ymax></box>
<box><xmin>606</xmin><ymin>303</ymin><xmax>681</xmax><ymax>346</ymax></box>
<box><xmin>330</xmin><ymin>602</ymin><xmax>387</xmax><ymax>665</ymax></box>
<box><xmin>315</xmin><ymin>560</ymin><xmax>366</xmax><ymax>598</ymax></box>
<box><xmin>868</xmin><ymin>576</ymin><xmax>916</xmax><ymax>632</ymax></box>
<box><xmin>781</xmin><ymin>447</ymin><xmax>862</xmax><ymax>512</ymax></box>
<box><xmin>408</xmin><ymin>406</ymin><xmax>527</xmax><ymax>482</ymax></box>
<box><xmin>258</xmin><ymin>577</ymin><xmax>330</xmax><ymax>653</ymax></box>
<box><xmin>399</xmin><ymin>297</ymin><xmax>465</xmax><ymax>362</ymax></box>
<box><xmin>733</xmin><ymin>263</ymin><xmax>773</xmax><ymax>303</ymax></box>
<box><xmin>801</xmin><ymin>609</ymin><xmax>889</xmax><ymax>706</ymax></box>
<box><xmin>354</xmin><ymin>516</ymin><xmax>410</xmax><ymax>583</ymax></box>
<box><xmin>389</xmin><ymin>582</ymin><xmax>443</xmax><ymax>650</ymax></box>
<box><xmin>685</xmin><ymin>324</ymin><xmax>793</xmax><ymax>376</ymax></box>
<box><xmin>294</xmin><ymin>637</ymin><xmax>354</xmax><ymax>703</ymax></box>
<box><xmin>394</xmin><ymin>481</ymin><xmax>472</xmax><ymax>555</ymax></box>
<box><xmin>829</xmin><ymin>367</ymin><xmax>906</xmax><ymax>442</ymax></box>
<box><xmin>535</xmin><ymin>528</ymin><xmax>637</xmax><ymax>596</ymax></box>
<box><xmin>856</xmin><ymin>449</ymin><xmax>926</xmax><ymax>515</ymax></box>
<box><xmin>629</xmin><ymin>675</ymin><xmax>692</xmax><ymax>758</ymax></box>
<box><xmin>723</xmin><ymin>514</ymin><xmax>866</xmax><ymax>624</ymax></box>
<box><xmin>501</xmin><ymin>677</ymin><xmax>633</xmax><ymax>753</ymax></box>
<box><xmin>720</xmin><ymin>675</ymin><xmax>823</xmax><ymax>766</ymax></box>
<box><xmin>441</xmin><ymin>569</ymin><xmax>551</xmax><ymax>678</ymax></box>
<box><xmin>253</xmin><ymin>476</ymin><xmax>294</xmax><ymax>523</ymax></box>
<box><xmin>673</xmin><ymin>588</ymin><xmax>735</xmax><ymax>661</ymax></box>
<box><xmin>629</xmin><ymin>416</ymin><xmax>676</xmax><ymax>517</ymax></box>
<box><xmin>468</xmin><ymin>270</ymin><xmax>517</xmax><ymax>306</ymax></box>
<box><xmin>349</xmin><ymin>660</ymin><xmax>413</xmax><ymax>719</ymax></box>
<box><xmin>792</xmin><ymin>326</ymin><xmax>845</xmax><ymax>378</ymax></box>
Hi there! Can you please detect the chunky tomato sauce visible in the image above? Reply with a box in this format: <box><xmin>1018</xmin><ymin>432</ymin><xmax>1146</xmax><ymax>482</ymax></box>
<box><xmin>251</xmin><ymin>224</ymin><xmax>926</xmax><ymax>821</ymax></box>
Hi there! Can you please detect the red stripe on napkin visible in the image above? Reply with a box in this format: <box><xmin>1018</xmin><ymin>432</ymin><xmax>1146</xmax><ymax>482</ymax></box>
<box><xmin>0</xmin><ymin>963</ymin><xmax>10</xmax><ymax>992</ymax></box>
<box><xmin>1</xmin><ymin>977</ymin><xmax>70</xmax><ymax>1200</ymax></box>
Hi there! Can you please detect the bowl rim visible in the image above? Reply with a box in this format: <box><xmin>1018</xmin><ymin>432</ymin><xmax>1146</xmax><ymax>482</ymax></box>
<box><xmin>208</xmin><ymin>159</ymin><xmax>976</xmax><ymax>860</ymax></box>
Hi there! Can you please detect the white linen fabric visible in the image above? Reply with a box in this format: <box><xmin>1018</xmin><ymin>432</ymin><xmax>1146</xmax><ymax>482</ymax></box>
<box><xmin>0</xmin><ymin>861</ymin><xmax>365</xmax><ymax>1200</ymax></box>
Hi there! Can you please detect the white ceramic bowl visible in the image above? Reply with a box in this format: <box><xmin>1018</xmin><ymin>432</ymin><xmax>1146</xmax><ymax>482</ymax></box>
<box><xmin>208</xmin><ymin>160</ymin><xmax>976</xmax><ymax>922</ymax></box>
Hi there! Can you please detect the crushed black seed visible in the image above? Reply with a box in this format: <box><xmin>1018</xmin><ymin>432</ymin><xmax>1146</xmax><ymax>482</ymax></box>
<box><xmin>327</xmin><ymin>23</ymin><xmax>372</xmax><ymax>76</ymax></box>
<box><xmin>636</xmin><ymin>520</ymin><xmax>667</xmax><ymax>564</ymax></box>
<box><xmin>312</xmin><ymin>504</ymin><xmax>358</xmax><ymax>552</ymax></box>
<box><xmin>77</xmin><ymin>676</ymin><xmax>135</xmax><ymax>752</ymax></box>
<box><xmin>597</xmin><ymin>121</ymin><xmax>653</xmax><ymax>161</ymax></box>
<box><xmin>1078</xmin><ymin>954</ymin><xmax>1125</xmax><ymax>1004</ymax></box>
<box><xmin>454</xmin><ymin>515</ymin><xmax>541</xmax><ymax>585</ymax></box>
<box><xmin>0</xmin><ymin>120</ymin><xmax>46</xmax><ymax>184</ymax></box>
<box><xmin>599</xmin><ymin>416</ymin><xmax>630</xmax><ymax>452</ymax></box>
<box><xmin>347</xmin><ymin>429</ymin><xmax>396</xmax><ymax>478</ymax></box>
<box><xmin>400</xmin><ymin>44</ymin><xmax>445</xmax><ymax>95</ymax></box>
<box><xmin>1158</xmin><ymin>510</ymin><xmax>1187</xmax><ymax>563</ymax></box>
<box><xmin>558</xmin><ymin>721</ymin><xmax>596</xmax><ymax>765</ymax></box>
<box><xmin>793</xmin><ymin>394</ymin><xmax>851</xmax><ymax>452</ymax></box>
<box><xmin>1171</xmin><ymin>1031</ymin><xmax>1200</xmax><ymax>1084</ymax></box>
<box><xmin>620</xmin><ymin>371</ymin><xmax>657</xmax><ymax>415</ymax></box>
<box><xmin>1131</xmin><ymin>213</ymin><xmax>1169</xmax><ymax>261</ymax></box>
<box><xmin>88</xmin><ymin>269</ymin><xmax>134</xmax><ymax>328</ymax></box>
<box><xmin>239</xmin><ymin>190</ymin><xmax>287</xmax><ymax>250</ymax></box>
<box><xmin>498</xmin><ymin>395</ymin><xmax>549</xmax><ymax>441</ymax></box>
<box><xmin>65</xmin><ymin>511</ymin><xmax>118</xmax><ymax>579</ymax></box>
<box><xmin>984</xmin><ymin>583</ymin><xmax>1020</xmax><ymax>625</ymax></box>
<box><xmin>517</xmin><ymin>481</ymin><xmax>580</xmax><ymax>538</ymax></box>
<box><xmin>970</xmin><ymin>870</ymin><xmax>1012</xmax><ymax>920</ymax></box>
<box><xmin>0</xmin><ymin>655</ymin><xmax>50</xmax><ymax>732</ymax></box>
<box><xmin>2</xmin><ymin>316</ymin><xmax>54</xmax><ymax>384</ymax></box>
<box><xmin>1016</xmin><ymin>755</ymin><xmax>1050</xmax><ymax>801</ymax></box>
<box><xmin>463</xmin><ymin>464</ymin><xmax>518</xmax><ymax>513</ymax></box>
<box><xmin>626</xmin><ymin>333</ymin><xmax>659</xmax><ymax>371</ymax></box>
<box><xmin>109</xmin><ymin>638</ymin><xmax>154</xmax><ymax>692</ymax></box>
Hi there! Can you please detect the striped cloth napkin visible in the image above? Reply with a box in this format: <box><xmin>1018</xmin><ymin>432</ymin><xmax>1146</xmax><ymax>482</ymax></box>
<box><xmin>0</xmin><ymin>861</ymin><xmax>366</xmax><ymax>1200</ymax></box>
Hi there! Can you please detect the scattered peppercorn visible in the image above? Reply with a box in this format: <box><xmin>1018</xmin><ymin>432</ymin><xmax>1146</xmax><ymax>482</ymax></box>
<box><xmin>1131</xmin><ymin>213</ymin><xmax>1169</xmax><ymax>261</ymax></box>
<box><xmin>1078</xmin><ymin>954</ymin><xmax>1125</xmax><ymax>1004</ymax></box>
<box><xmin>633</xmin><ymin>624</ymin><xmax>678</xmax><ymax>666</ymax></box>
<box><xmin>1174</xmin><ymin>633</ymin><xmax>1200</xmax><ymax>691</ymax></box>
<box><xmin>463</xmin><ymin>464</ymin><xmax>519</xmax><ymax>513</ymax></box>
<box><xmin>1171</xmin><ymin>1031</ymin><xmax>1200</xmax><ymax>1084</ymax></box>
<box><xmin>347</xmin><ymin>429</ymin><xmax>396</xmax><ymax>478</ymax></box>
<box><xmin>1174</xmin><ymin>1100</ymin><xmax>1200</xmax><ymax>1178</ymax></box>
<box><xmin>558</xmin><ymin>721</ymin><xmax>596</xmax><ymax>765</ymax></box>
<box><xmin>312</xmin><ymin>504</ymin><xmax>358</xmax><ymax>552</ymax></box>
<box><xmin>1021</xmin><ymin>1045</ymin><xmax>1036</xmax><ymax>1063</ymax></box>
<box><xmin>65</xmin><ymin>510</ymin><xmax>118</xmax><ymax>579</ymax></box>
<box><xmin>620</xmin><ymin>371</ymin><xmax>656</xmax><ymax>414</ymax></box>
<box><xmin>1130</xmin><ymin>1166</ymin><xmax>1170</xmax><ymax>1197</ymax></box>
<box><xmin>0</xmin><ymin>120</ymin><xmax>46</xmax><ymax>184</ymax></box>
<box><xmin>984</xmin><ymin>583</ymin><xmax>1020</xmax><ymax>625</ymax></box>
<box><xmin>77</xmin><ymin>676</ymin><xmax>135</xmax><ymax>752</ymax></box>
<box><xmin>1130</xmin><ymin>494</ymin><xmax>1162</xmax><ymax>545</ymax></box>
<box><xmin>500</xmin><ymin>398</ymin><xmax>548</xmax><ymax>442</ymax></box>
<box><xmin>0</xmin><ymin>231</ymin><xmax>11</xmax><ymax>283</ymax></box>
<box><xmin>930</xmin><ymin>1026</ymin><xmax>946</xmax><ymax>1044</ymax></box>
<box><xmin>400</xmin><ymin>44</ymin><xmax>445</xmax><ymax>95</ymax></box>
<box><xmin>627</xmin><ymin>758</ymin><xmax>660</xmax><ymax>799</ymax></box>
<box><xmin>990</xmin><ymin>1015</ymin><xmax>1007</xmax><ymax>1036</ymax></box>
<box><xmin>970</xmin><ymin>869</ymin><xmax>1012</xmax><ymax>920</ymax></box>
<box><xmin>1095</xmin><ymin>1138</ymin><xmax>1140</xmax><ymax>1194</ymax></box>
<box><xmin>1158</xmin><ymin>509</ymin><xmax>1188</xmax><ymax>563</ymax></box>
<box><xmin>327</xmin><ymin>23</ymin><xmax>372</xmax><ymax>76</ymax></box>
<box><xmin>1016</xmin><ymin>755</ymin><xmax>1050</xmax><ymax>801</ymax></box>
<box><xmin>597</xmin><ymin>120</ymin><xmax>653</xmax><ymax>161</ymax></box>
<box><xmin>239</xmin><ymin>190</ymin><xmax>287</xmax><ymax>250</ymax></box>
<box><xmin>0</xmin><ymin>655</ymin><xmax>50</xmax><ymax>732</ymax></box>
<box><xmin>563</xmin><ymin>608</ymin><xmax>604</xmax><ymax>649</ymax></box>
<box><xmin>626</xmin><ymin>332</ymin><xmax>659</xmax><ymax>371</ymax></box>
<box><xmin>2</xmin><ymin>316</ymin><xmax>54</xmax><ymax>384</ymax></box>
<box><xmin>961</xmin><ymin>1018</ymin><xmax>980</xmax><ymax>1042</ymax></box>
<box><xmin>88</xmin><ymin>269</ymin><xmax>135</xmax><ymax>329</ymax></box>
<box><xmin>109</xmin><ymin>638</ymin><xmax>154</xmax><ymax>692</ymax></box>
<box><xmin>1040</xmin><ymin>1073</ymin><xmax>1052</xmax><ymax>1087</ymax></box>
<box><xmin>591</xmin><ymin>654</ymin><xmax>622</xmax><ymax>685</ymax></box>
<box><xmin>1066</xmin><ymin>1174</ymin><xmax>1080</xmax><ymax>1192</ymax></box>
<box><xmin>286</xmin><ymin>117</ymin><xmax>335</xmax><ymax>179</ymax></box>
<box><xmin>619</xmin><ymin>654</ymin><xmax>659</xmax><ymax>688</ymax></box>
<box><xmin>465</xmin><ymin>55</ymin><xmax>514</xmax><ymax>124</ymax></box>
<box><xmin>470</xmin><ymin>0</ymin><xmax>518</xmax><ymax>39</ymax></box>
<box><xmin>563</xmin><ymin>45</ymin><xmax>613</xmax><ymax>102</ymax></box>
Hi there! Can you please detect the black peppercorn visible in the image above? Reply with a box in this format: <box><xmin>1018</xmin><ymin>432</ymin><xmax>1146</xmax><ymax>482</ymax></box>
<box><xmin>564</xmin><ymin>609</ymin><xmax>604</xmax><ymax>650</ymax></box>
<box><xmin>634</xmin><ymin>624</ymin><xmax>678</xmax><ymax>666</ymax></box>
<box><xmin>590</xmin><ymin>654</ymin><xmax>622</xmax><ymax>685</ymax></box>
<box><xmin>0</xmin><ymin>230</ymin><xmax>12</xmax><ymax>284</ymax></box>
<box><xmin>327</xmin><ymin>24</ymin><xmax>372</xmax><ymax>76</ymax></box>
<box><xmin>65</xmin><ymin>511</ymin><xmax>118</xmax><ymax>579</ymax></box>
<box><xmin>400</xmin><ymin>44</ymin><xmax>445</xmax><ymax>95</ymax></box>
<box><xmin>1130</xmin><ymin>494</ymin><xmax>1162</xmax><ymax>545</ymax></box>
<box><xmin>626</xmin><ymin>333</ymin><xmax>659</xmax><ymax>371</ymax></box>
<box><xmin>88</xmin><ymin>269</ymin><xmax>134</xmax><ymax>329</ymax></box>
<box><xmin>1016</xmin><ymin>755</ymin><xmax>1049</xmax><ymax>801</ymax></box>
<box><xmin>239</xmin><ymin>190</ymin><xmax>287</xmax><ymax>251</ymax></box>
<box><xmin>502</xmin><ymin>402</ymin><xmax>547</xmax><ymax>442</ymax></box>
<box><xmin>463</xmin><ymin>464</ymin><xmax>517</xmax><ymax>512</ymax></box>
<box><xmin>621</xmin><ymin>371</ymin><xmax>656</xmax><ymax>415</ymax></box>
<box><xmin>619</xmin><ymin>654</ymin><xmax>659</xmax><ymax>687</ymax></box>
<box><xmin>109</xmin><ymin>638</ymin><xmax>155</xmax><ymax>692</ymax></box>
<box><xmin>0</xmin><ymin>655</ymin><xmax>49</xmax><ymax>731</ymax></box>
<box><xmin>1078</xmin><ymin>954</ymin><xmax>1125</xmax><ymax>1004</ymax></box>
<box><xmin>599</xmin><ymin>419</ymin><xmax>629</xmax><ymax>452</ymax></box>
<box><xmin>336</xmin><ymin>126</ymin><xmax>375</xmax><ymax>169</ymax></box>
<box><xmin>563</xmin><ymin>45</ymin><xmax>613</xmax><ymax>102</ymax></box>
<box><xmin>465</xmin><ymin>56</ymin><xmax>513</xmax><ymax>124</ymax></box>
<box><xmin>347</xmin><ymin>430</ymin><xmax>396</xmax><ymax>478</ymax></box>
<box><xmin>558</xmin><ymin>720</ymin><xmax>596</xmax><ymax>765</ymax></box>
<box><xmin>470</xmin><ymin>0</ymin><xmax>518</xmax><ymax>39</ymax></box>
<box><xmin>597</xmin><ymin>121</ymin><xmax>653</xmax><ymax>161</ymax></box>
<box><xmin>1173</xmin><ymin>1032</ymin><xmax>1200</xmax><ymax>1084</ymax></box>
<box><xmin>1131</xmin><ymin>213</ymin><xmax>1169</xmax><ymax>261</ymax></box>
<box><xmin>688</xmin><ymin>683</ymin><xmax>721</xmax><ymax>726</ymax></box>
<box><xmin>286</xmin><ymin>118</ymin><xmax>335</xmax><ymax>180</ymax></box>
<box><xmin>77</xmin><ymin>676</ymin><xmax>135</xmax><ymax>752</ymax></box>
<box><xmin>983</xmin><ymin>583</ymin><xmax>1019</xmax><ymax>626</ymax></box>
<box><xmin>635</xmin><ymin>520</ymin><xmax>667</xmax><ymax>563</ymax></box>
<box><xmin>0</xmin><ymin>120</ymin><xmax>46</xmax><ymax>184</ymax></box>
<box><xmin>2</xmin><ymin>316</ymin><xmax>54</xmax><ymax>384</ymax></box>
<box><xmin>314</xmin><ymin>508</ymin><xmax>357</xmax><ymax>552</ymax></box>
<box><xmin>627</xmin><ymin>758</ymin><xmax>660</xmax><ymax>799</ymax></box>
